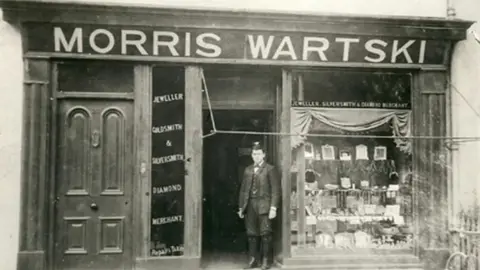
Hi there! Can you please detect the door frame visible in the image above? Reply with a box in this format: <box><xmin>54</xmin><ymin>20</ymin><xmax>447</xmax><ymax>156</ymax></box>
<box><xmin>47</xmin><ymin>61</ymin><xmax>137</xmax><ymax>270</ymax></box>
<box><xmin>200</xmin><ymin>103</ymin><xmax>280</xmax><ymax>262</ymax></box>
<box><xmin>200</xmin><ymin>109</ymin><xmax>276</xmax><ymax>266</ymax></box>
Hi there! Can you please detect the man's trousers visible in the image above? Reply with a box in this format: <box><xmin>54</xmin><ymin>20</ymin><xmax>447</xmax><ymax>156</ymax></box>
<box><xmin>244</xmin><ymin>198</ymin><xmax>272</xmax><ymax>236</ymax></box>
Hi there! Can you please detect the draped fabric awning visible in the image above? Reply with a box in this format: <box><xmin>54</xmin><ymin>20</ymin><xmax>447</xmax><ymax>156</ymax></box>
<box><xmin>291</xmin><ymin>107</ymin><xmax>412</xmax><ymax>153</ymax></box>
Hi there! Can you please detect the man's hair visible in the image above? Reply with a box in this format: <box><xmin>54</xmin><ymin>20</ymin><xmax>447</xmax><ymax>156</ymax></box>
<box><xmin>252</xmin><ymin>141</ymin><xmax>266</xmax><ymax>153</ymax></box>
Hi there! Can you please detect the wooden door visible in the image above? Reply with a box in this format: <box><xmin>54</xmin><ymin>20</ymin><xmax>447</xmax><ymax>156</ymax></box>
<box><xmin>54</xmin><ymin>99</ymin><xmax>134</xmax><ymax>270</ymax></box>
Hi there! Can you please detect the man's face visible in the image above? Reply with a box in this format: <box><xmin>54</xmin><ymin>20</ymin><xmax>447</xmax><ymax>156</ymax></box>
<box><xmin>251</xmin><ymin>149</ymin><xmax>265</xmax><ymax>165</ymax></box>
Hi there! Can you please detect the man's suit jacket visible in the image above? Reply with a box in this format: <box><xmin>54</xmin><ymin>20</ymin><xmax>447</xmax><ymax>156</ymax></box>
<box><xmin>238</xmin><ymin>162</ymin><xmax>281</xmax><ymax>215</ymax></box>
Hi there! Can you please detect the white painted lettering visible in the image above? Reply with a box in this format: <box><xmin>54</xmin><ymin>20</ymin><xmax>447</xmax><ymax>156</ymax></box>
<box><xmin>152</xmin><ymin>184</ymin><xmax>183</xmax><ymax>194</ymax></box>
<box><xmin>247</xmin><ymin>35</ymin><xmax>275</xmax><ymax>59</ymax></box>
<box><xmin>54</xmin><ymin>27</ymin><xmax>83</xmax><ymax>53</ymax></box>
<box><xmin>272</xmin><ymin>36</ymin><xmax>297</xmax><ymax>60</ymax></box>
<box><xmin>152</xmin><ymin>124</ymin><xmax>183</xmax><ymax>134</ymax></box>
<box><xmin>185</xmin><ymin>32</ymin><xmax>191</xmax><ymax>57</ymax></box>
<box><xmin>391</xmin><ymin>40</ymin><xmax>415</xmax><ymax>63</ymax></box>
<box><xmin>196</xmin><ymin>33</ymin><xmax>221</xmax><ymax>58</ymax></box>
<box><xmin>418</xmin><ymin>40</ymin><xmax>426</xmax><ymax>64</ymax></box>
<box><xmin>89</xmin><ymin>29</ymin><xmax>115</xmax><ymax>54</ymax></box>
<box><xmin>302</xmin><ymin>37</ymin><xmax>329</xmax><ymax>61</ymax></box>
<box><xmin>364</xmin><ymin>39</ymin><xmax>387</xmax><ymax>63</ymax></box>
<box><xmin>153</xmin><ymin>93</ymin><xmax>184</xmax><ymax>103</ymax></box>
<box><xmin>51</xmin><ymin>27</ymin><xmax>433</xmax><ymax>65</ymax></box>
<box><xmin>152</xmin><ymin>215</ymin><xmax>184</xmax><ymax>225</ymax></box>
<box><xmin>151</xmin><ymin>249</ymin><xmax>169</xmax><ymax>256</ymax></box>
<box><xmin>171</xmin><ymin>245</ymin><xmax>183</xmax><ymax>252</ymax></box>
<box><xmin>335</xmin><ymin>37</ymin><xmax>360</xmax><ymax>62</ymax></box>
<box><xmin>153</xmin><ymin>31</ymin><xmax>180</xmax><ymax>56</ymax></box>
<box><xmin>121</xmin><ymin>30</ymin><xmax>148</xmax><ymax>55</ymax></box>
<box><xmin>151</xmin><ymin>245</ymin><xmax>184</xmax><ymax>256</ymax></box>
<box><xmin>152</xmin><ymin>154</ymin><xmax>184</xmax><ymax>164</ymax></box>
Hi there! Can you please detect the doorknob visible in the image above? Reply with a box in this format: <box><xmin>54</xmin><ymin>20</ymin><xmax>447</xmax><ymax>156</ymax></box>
<box><xmin>91</xmin><ymin>130</ymin><xmax>100</xmax><ymax>148</ymax></box>
<box><xmin>90</xmin><ymin>202</ymin><xmax>99</xmax><ymax>211</ymax></box>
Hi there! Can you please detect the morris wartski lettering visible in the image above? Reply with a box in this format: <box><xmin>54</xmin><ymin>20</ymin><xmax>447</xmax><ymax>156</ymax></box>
<box><xmin>52</xmin><ymin>26</ymin><xmax>428</xmax><ymax>64</ymax></box>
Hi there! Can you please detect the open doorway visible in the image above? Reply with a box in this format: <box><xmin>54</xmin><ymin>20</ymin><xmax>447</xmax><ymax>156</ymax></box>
<box><xmin>201</xmin><ymin>110</ymin><xmax>273</xmax><ymax>269</ymax></box>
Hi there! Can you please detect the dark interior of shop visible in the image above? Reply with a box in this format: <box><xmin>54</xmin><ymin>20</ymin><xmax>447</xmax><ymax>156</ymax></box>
<box><xmin>201</xmin><ymin>109</ymin><xmax>274</xmax><ymax>268</ymax></box>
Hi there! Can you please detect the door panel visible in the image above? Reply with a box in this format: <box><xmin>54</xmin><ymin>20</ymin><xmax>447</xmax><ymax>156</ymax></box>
<box><xmin>64</xmin><ymin>108</ymin><xmax>93</xmax><ymax>196</ymax></box>
<box><xmin>55</xmin><ymin>100</ymin><xmax>133</xmax><ymax>270</ymax></box>
<box><xmin>100</xmin><ymin>108</ymin><xmax>127</xmax><ymax>195</ymax></box>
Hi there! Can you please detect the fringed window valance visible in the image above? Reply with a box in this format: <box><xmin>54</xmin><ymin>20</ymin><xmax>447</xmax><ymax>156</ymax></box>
<box><xmin>291</xmin><ymin>107</ymin><xmax>412</xmax><ymax>154</ymax></box>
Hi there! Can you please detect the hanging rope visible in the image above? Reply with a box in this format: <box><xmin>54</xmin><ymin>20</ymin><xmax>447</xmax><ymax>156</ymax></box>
<box><xmin>450</xmin><ymin>82</ymin><xmax>480</xmax><ymax>121</ymax></box>
<box><xmin>213</xmin><ymin>129</ymin><xmax>480</xmax><ymax>141</ymax></box>
<box><xmin>470</xmin><ymin>29</ymin><xmax>480</xmax><ymax>45</ymax></box>
<box><xmin>200</xmin><ymin>68</ymin><xmax>218</xmax><ymax>139</ymax></box>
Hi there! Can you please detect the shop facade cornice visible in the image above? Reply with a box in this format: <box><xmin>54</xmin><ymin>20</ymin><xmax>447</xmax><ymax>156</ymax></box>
<box><xmin>0</xmin><ymin>0</ymin><xmax>474</xmax><ymax>41</ymax></box>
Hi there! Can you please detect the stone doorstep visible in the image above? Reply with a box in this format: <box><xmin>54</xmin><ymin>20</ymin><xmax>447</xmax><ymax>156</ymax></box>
<box><xmin>203</xmin><ymin>261</ymin><xmax>424</xmax><ymax>270</ymax></box>
<box><xmin>281</xmin><ymin>263</ymin><xmax>424</xmax><ymax>270</ymax></box>
<box><xmin>203</xmin><ymin>266</ymin><xmax>423</xmax><ymax>270</ymax></box>
<box><xmin>291</xmin><ymin>248</ymin><xmax>413</xmax><ymax>255</ymax></box>
<box><xmin>284</xmin><ymin>254</ymin><xmax>421</xmax><ymax>265</ymax></box>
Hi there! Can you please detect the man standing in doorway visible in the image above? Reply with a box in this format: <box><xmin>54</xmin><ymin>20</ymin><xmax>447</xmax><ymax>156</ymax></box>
<box><xmin>238</xmin><ymin>142</ymin><xmax>281</xmax><ymax>270</ymax></box>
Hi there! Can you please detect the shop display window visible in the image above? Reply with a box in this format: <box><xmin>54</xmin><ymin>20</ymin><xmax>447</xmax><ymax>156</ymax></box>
<box><xmin>290</xmin><ymin>70</ymin><xmax>413</xmax><ymax>253</ymax></box>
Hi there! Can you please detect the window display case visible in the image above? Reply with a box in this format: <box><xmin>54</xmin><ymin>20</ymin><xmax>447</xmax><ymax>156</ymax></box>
<box><xmin>291</xmin><ymin>160</ymin><xmax>413</xmax><ymax>251</ymax></box>
<box><xmin>290</xmin><ymin>71</ymin><xmax>413</xmax><ymax>253</ymax></box>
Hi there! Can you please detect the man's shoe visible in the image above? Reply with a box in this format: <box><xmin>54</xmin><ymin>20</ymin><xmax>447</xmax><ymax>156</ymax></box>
<box><xmin>260</xmin><ymin>257</ymin><xmax>270</xmax><ymax>270</ymax></box>
<box><xmin>262</xmin><ymin>234</ymin><xmax>272</xmax><ymax>270</ymax></box>
<box><xmin>260</xmin><ymin>234</ymin><xmax>272</xmax><ymax>270</ymax></box>
<box><xmin>244</xmin><ymin>257</ymin><xmax>259</xmax><ymax>269</ymax></box>
<box><xmin>245</xmin><ymin>236</ymin><xmax>259</xmax><ymax>269</ymax></box>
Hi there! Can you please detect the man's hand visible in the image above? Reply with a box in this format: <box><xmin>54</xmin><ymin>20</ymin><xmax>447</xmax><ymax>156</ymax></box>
<box><xmin>268</xmin><ymin>207</ymin><xmax>277</xmax><ymax>219</ymax></box>
<box><xmin>238</xmin><ymin>209</ymin><xmax>244</xmax><ymax>219</ymax></box>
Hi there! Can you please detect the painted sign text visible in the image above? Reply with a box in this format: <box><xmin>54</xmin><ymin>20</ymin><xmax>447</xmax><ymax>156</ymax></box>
<box><xmin>25</xmin><ymin>23</ymin><xmax>446</xmax><ymax>65</ymax></box>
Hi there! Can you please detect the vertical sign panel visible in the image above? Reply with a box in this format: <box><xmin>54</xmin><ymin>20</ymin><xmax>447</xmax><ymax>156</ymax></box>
<box><xmin>150</xmin><ymin>66</ymin><xmax>185</xmax><ymax>257</ymax></box>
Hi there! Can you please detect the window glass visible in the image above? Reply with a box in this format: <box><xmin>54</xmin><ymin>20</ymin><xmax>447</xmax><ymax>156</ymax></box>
<box><xmin>57</xmin><ymin>61</ymin><xmax>133</xmax><ymax>92</ymax></box>
<box><xmin>150</xmin><ymin>66</ymin><xmax>185</xmax><ymax>257</ymax></box>
<box><xmin>293</xmin><ymin>70</ymin><xmax>411</xmax><ymax>109</ymax></box>
<box><xmin>202</xmin><ymin>65</ymin><xmax>277</xmax><ymax>108</ymax></box>
<box><xmin>290</xmin><ymin>70</ymin><xmax>413</xmax><ymax>253</ymax></box>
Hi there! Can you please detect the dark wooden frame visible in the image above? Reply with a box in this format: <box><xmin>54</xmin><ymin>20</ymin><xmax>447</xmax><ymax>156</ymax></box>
<box><xmin>133</xmin><ymin>64</ymin><xmax>206</xmax><ymax>270</ymax></box>
<box><xmin>280</xmin><ymin>69</ymin><xmax>293</xmax><ymax>259</ymax></box>
<box><xmin>133</xmin><ymin>65</ymin><xmax>152</xmax><ymax>261</ymax></box>
<box><xmin>412</xmin><ymin>69</ymin><xmax>451</xmax><ymax>269</ymax></box>
<box><xmin>4</xmin><ymin>2</ymin><xmax>472</xmax><ymax>270</ymax></box>
<box><xmin>47</xmin><ymin>62</ymin><xmax>58</xmax><ymax>270</ymax></box>
<box><xmin>17</xmin><ymin>59</ymin><xmax>51</xmax><ymax>270</ymax></box>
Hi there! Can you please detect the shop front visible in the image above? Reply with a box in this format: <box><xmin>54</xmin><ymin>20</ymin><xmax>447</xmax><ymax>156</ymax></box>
<box><xmin>1</xmin><ymin>1</ymin><xmax>472</xmax><ymax>270</ymax></box>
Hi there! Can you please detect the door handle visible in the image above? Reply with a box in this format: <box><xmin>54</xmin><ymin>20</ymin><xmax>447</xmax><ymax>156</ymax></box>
<box><xmin>90</xmin><ymin>202</ymin><xmax>99</xmax><ymax>211</ymax></box>
<box><xmin>91</xmin><ymin>130</ymin><xmax>100</xmax><ymax>148</ymax></box>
